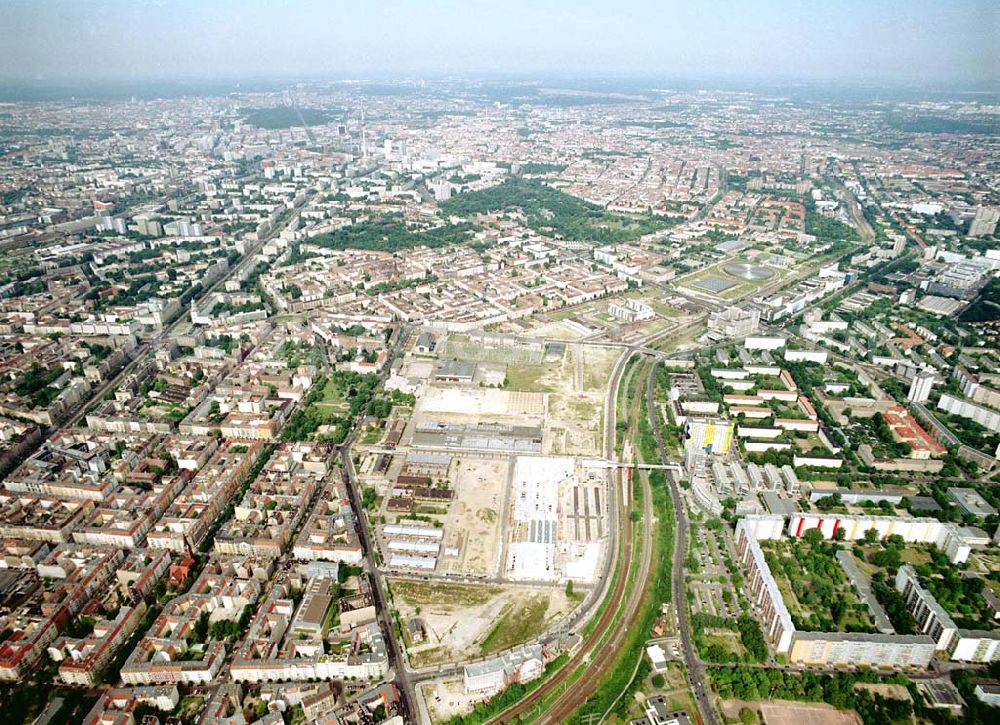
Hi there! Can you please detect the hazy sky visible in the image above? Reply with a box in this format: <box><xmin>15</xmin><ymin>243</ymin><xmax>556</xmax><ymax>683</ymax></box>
<box><xmin>0</xmin><ymin>0</ymin><xmax>997</xmax><ymax>85</ymax></box>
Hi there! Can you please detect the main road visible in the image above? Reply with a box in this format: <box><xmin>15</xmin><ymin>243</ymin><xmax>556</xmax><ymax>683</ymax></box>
<box><xmin>646</xmin><ymin>359</ymin><xmax>720</xmax><ymax>725</ymax></box>
<box><xmin>339</xmin><ymin>324</ymin><xmax>419</xmax><ymax>723</ymax></box>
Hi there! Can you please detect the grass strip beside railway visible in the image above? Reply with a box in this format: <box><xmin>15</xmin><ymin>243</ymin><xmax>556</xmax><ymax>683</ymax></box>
<box><xmin>615</xmin><ymin>354</ymin><xmax>641</xmax><ymax>452</ymax></box>
<box><xmin>586</xmin><ymin>362</ymin><xmax>648</xmax><ymax>650</ymax></box>
<box><xmin>580</xmin><ymin>532</ymin><xmax>625</xmax><ymax>640</ymax></box>
<box><xmin>590</xmin><ymin>492</ymin><xmax>643</xmax><ymax>650</ymax></box>
<box><xmin>536</xmin><ymin>481</ymin><xmax>672</xmax><ymax>725</ymax></box>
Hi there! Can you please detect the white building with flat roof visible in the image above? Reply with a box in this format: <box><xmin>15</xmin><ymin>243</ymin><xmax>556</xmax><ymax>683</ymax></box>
<box><xmin>608</xmin><ymin>298</ymin><xmax>654</xmax><ymax>323</ymax></box>
<box><xmin>463</xmin><ymin>644</ymin><xmax>544</xmax><ymax>695</ymax></box>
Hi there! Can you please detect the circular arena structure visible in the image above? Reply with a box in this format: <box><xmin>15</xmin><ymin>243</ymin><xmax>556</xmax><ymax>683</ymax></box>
<box><xmin>723</xmin><ymin>262</ymin><xmax>775</xmax><ymax>281</ymax></box>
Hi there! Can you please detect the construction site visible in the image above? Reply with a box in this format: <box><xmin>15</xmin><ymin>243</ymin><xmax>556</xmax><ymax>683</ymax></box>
<box><xmin>351</xmin><ymin>330</ymin><xmax>618</xmax><ymax>675</ymax></box>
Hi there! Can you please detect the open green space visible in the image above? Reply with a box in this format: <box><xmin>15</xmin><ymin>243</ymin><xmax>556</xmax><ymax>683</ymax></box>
<box><xmin>931</xmin><ymin>405</ymin><xmax>1000</xmax><ymax>455</ymax></box>
<box><xmin>804</xmin><ymin>196</ymin><xmax>861</xmax><ymax>246</ymax></box>
<box><xmin>313</xmin><ymin>376</ymin><xmax>348</xmax><ymax>410</ymax></box>
<box><xmin>915</xmin><ymin>554</ymin><xmax>1000</xmax><ymax>631</ymax></box>
<box><xmin>242</xmin><ymin>106</ymin><xmax>335</xmax><ymax>129</ymax></box>
<box><xmin>762</xmin><ymin>531</ymin><xmax>876</xmax><ymax>633</ymax></box>
<box><xmin>710</xmin><ymin>668</ymin><xmax>915</xmax><ymax>725</ymax></box>
<box><xmin>505</xmin><ymin>363</ymin><xmax>555</xmax><ymax>392</ymax></box>
<box><xmin>479</xmin><ymin>594</ymin><xmax>550</xmax><ymax>655</ymax></box>
<box><xmin>846</xmin><ymin>411</ymin><xmax>913</xmax><ymax>459</ymax></box>
<box><xmin>692</xmin><ymin>612</ymin><xmax>767</xmax><ymax>664</ymax></box>
<box><xmin>389</xmin><ymin>579</ymin><xmax>501</xmax><ymax>609</ymax></box>
<box><xmin>440</xmin><ymin>177</ymin><xmax>672</xmax><ymax>243</ymax></box>
<box><xmin>276</xmin><ymin>340</ymin><xmax>325</xmax><ymax>369</ymax></box>
<box><xmin>676</xmin><ymin>257</ymin><xmax>779</xmax><ymax>301</ymax></box>
<box><xmin>282</xmin><ymin>370</ymin><xmax>388</xmax><ymax>443</ymax></box>
<box><xmin>309</xmin><ymin>218</ymin><xmax>474</xmax><ymax>252</ymax></box>
<box><xmin>546</xmin><ymin>306</ymin><xmax>590</xmax><ymax>322</ymax></box>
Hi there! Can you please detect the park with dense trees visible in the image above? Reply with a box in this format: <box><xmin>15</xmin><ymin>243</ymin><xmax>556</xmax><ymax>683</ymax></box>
<box><xmin>440</xmin><ymin>177</ymin><xmax>672</xmax><ymax>243</ymax></box>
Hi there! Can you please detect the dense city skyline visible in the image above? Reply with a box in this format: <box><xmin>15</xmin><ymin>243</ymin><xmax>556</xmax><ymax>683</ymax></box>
<box><xmin>1</xmin><ymin>4</ymin><xmax>999</xmax><ymax>725</ymax></box>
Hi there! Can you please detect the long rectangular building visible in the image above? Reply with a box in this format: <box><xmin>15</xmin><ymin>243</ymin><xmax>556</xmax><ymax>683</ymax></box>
<box><xmin>788</xmin><ymin>632</ymin><xmax>935</xmax><ymax>668</ymax></box>
<box><xmin>786</xmin><ymin>513</ymin><xmax>972</xmax><ymax>564</ymax></box>
<box><xmin>735</xmin><ymin>517</ymin><xmax>795</xmax><ymax>654</ymax></box>
<box><xmin>938</xmin><ymin>393</ymin><xmax>1000</xmax><ymax>434</ymax></box>
<box><xmin>896</xmin><ymin>565</ymin><xmax>1000</xmax><ymax>663</ymax></box>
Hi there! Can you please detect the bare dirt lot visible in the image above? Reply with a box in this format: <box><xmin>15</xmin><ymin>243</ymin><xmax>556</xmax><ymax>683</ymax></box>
<box><xmin>438</xmin><ymin>457</ymin><xmax>509</xmax><ymax>577</ymax></box>
<box><xmin>507</xmin><ymin>342</ymin><xmax>618</xmax><ymax>457</ymax></box>
<box><xmin>416</xmin><ymin>336</ymin><xmax>620</xmax><ymax>459</ymax></box>
<box><xmin>721</xmin><ymin>700</ymin><xmax>860</xmax><ymax>725</ymax></box>
<box><xmin>402</xmin><ymin>359</ymin><xmax>436</xmax><ymax>379</ymax></box>
<box><xmin>419</xmin><ymin>386</ymin><xmax>546</xmax><ymax>420</ymax></box>
<box><xmin>523</xmin><ymin>318</ymin><xmax>594</xmax><ymax>340</ymax></box>
<box><xmin>422</xmin><ymin>678</ymin><xmax>485</xmax><ymax>722</ymax></box>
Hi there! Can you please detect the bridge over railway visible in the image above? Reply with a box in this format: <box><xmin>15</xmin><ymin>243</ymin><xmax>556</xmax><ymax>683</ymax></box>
<box><xmin>362</xmin><ymin>447</ymin><xmax>682</xmax><ymax>469</ymax></box>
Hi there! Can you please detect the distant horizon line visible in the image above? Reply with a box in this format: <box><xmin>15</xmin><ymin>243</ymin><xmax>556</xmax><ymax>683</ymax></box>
<box><xmin>0</xmin><ymin>72</ymin><xmax>997</xmax><ymax>91</ymax></box>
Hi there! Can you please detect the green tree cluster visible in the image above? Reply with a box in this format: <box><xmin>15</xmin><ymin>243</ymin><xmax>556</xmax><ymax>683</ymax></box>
<box><xmin>440</xmin><ymin>177</ymin><xmax>671</xmax><ymax>243</ymax></box>
<box><xmin>310</xmin><ymin>219</ymin><xmax>473</xmax><ymax>253</ymax></box>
